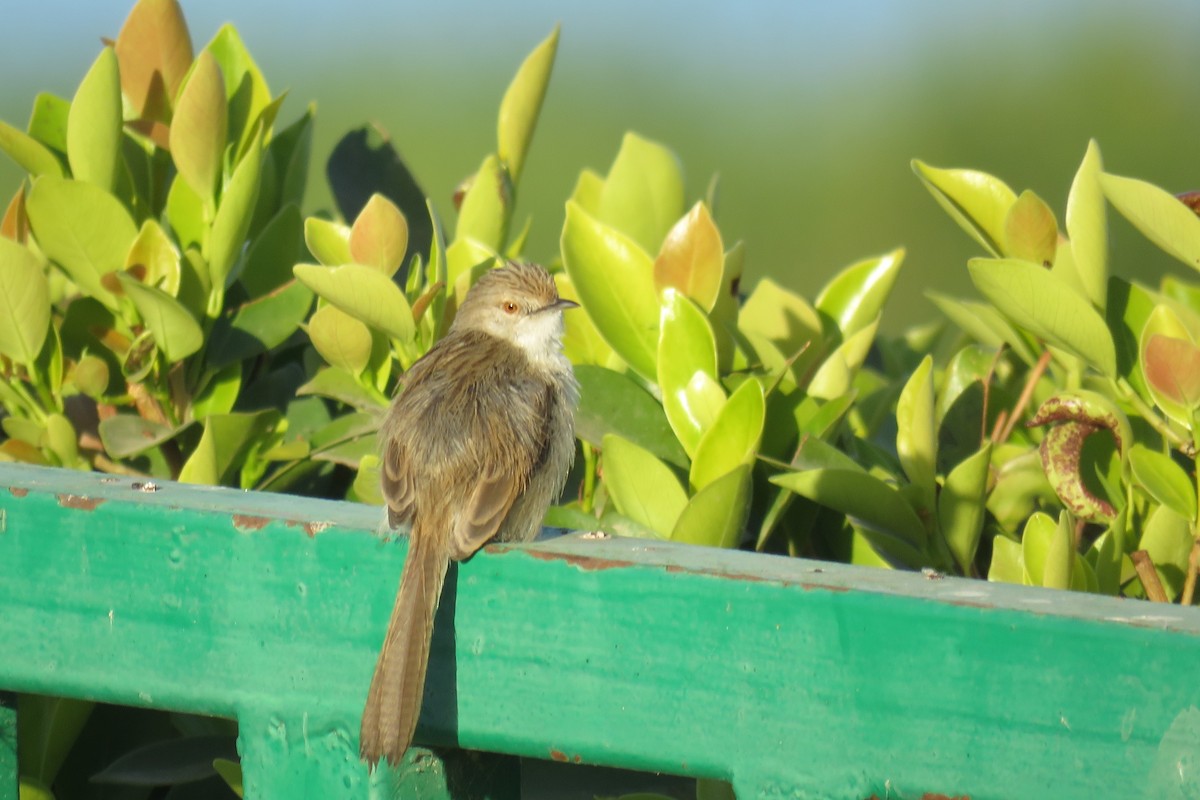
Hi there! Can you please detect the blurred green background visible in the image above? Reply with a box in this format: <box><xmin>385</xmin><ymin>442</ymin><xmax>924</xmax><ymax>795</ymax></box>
<box><xmin>2</xmin><ymin>0</ymin><xmax>1199</xmax><ymax>330</ymax></box>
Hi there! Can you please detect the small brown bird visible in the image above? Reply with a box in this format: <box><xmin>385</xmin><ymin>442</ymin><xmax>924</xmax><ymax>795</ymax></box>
<box><xmin>360</xmin><ymin>260</ymin><xmax>579</xmax><ymax>768</ymax></box>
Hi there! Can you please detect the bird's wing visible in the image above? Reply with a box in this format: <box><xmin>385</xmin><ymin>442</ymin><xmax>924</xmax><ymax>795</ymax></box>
<box><xmin>380</xmin><ymin>435</ymin><xmax>417</xmax><ymax>529</ymax></box>
<box><xmin>446</xmin><ymin>380</ymin><xmax>553</xmax><ymax>560</ymax></box>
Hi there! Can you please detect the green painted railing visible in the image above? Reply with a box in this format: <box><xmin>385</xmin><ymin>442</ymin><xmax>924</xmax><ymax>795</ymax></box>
<box><xmin>2</xmin><ymin>462</ymin><xmax>1200</xmax><ymax>799</ymax></box>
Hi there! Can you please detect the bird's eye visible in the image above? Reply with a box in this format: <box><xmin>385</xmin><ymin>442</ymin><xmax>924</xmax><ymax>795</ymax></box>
<box><xmin>502</xmin><ymin>301</ymin><xmax>518</xmax><ymax>314</ymax></box>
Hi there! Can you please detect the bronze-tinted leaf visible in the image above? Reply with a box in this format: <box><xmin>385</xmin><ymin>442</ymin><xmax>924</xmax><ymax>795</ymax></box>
<box><xmin>114</xmin><ymin>0</ymin><xmax>194</xmax><ymax>121</ymax></box>
<box><xmin>1</xmin><ymin>184</ymin><xmax>29</xmax><ymax>243</ymax></box>
<box><xmin>654</xmin><ymin>201</ymin><xmax>723</xmax><ymax>311</ymax></box>
<box><xmin>1144</xmin><ymin>334</ymin><xmax>1200</xmax><ymax>410</ymax></box>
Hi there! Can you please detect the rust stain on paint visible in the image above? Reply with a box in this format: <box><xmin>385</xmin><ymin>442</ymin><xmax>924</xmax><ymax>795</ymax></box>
<box><xmin>9</xmin><ymin>487</ymin><xmax>28</xmax><ymax>498</ymax></box>
<box><xmin>57</xmin><ymin>494</ymin><xmax>105</xmax><ymax>511</ymax></box>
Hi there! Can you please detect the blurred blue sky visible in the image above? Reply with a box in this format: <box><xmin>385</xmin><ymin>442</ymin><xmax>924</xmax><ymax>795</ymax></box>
<box><xmin>3</xmin><ymin>1</ymin><xmax>1200</xmax><ymax>326</ymax></box>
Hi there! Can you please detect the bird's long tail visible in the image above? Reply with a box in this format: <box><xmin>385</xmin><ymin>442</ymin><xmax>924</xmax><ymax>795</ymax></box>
<box><xmin>360</xmin><ymin>525</ymin><xmax>449</xmax><ymax>768</ymax></box>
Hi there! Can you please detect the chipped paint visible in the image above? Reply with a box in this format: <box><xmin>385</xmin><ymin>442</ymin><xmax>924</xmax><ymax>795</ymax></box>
<box><xmin>9</xmin><ymin>487</ymin><xmax>28</xmax><ymax>498</ymax></box>
<box><xmin>232</xmin><ymin>514</ymin><xmax>270</xmax><ymax>532</ymax></box>
<box><xmin>56</xmin><ymin>494</ymin><xmax>105</xmax><ymax>511</ymax></box>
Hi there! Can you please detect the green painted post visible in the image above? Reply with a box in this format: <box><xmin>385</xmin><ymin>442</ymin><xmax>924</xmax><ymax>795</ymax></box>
<box><xmin>1</xmin><ymin>463</ymin><xmax>1200</xmax><ymax>798</ymax></box>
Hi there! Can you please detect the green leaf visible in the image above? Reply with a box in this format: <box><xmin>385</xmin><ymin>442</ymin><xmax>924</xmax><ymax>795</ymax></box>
<box><xmin>204</xmin><ymin>24</ymin><xmax>271</xmax><ymax>154</ymax></box>
<box><xmin>807</xmin><ymin>315</ymin><xmax>879</xmax><ymax>400</ymax></box>
<box><xmin>26</xmin><ymin>176</ymin><xmax>136</xmax><ymax>307</ymax></box>
<box><xmin>206</xmin><ymin>279</ymin><xmax>313</xmax><ymax>369</ymax></box>
<box><xmin>658</xmin><ymin>289</ymin><xmax>723</xmax><ymax>458</ymax></box>
<box><xmin>97</xmin><ymin>415</ymin><xmax>184</xmax><ymax>458</ymax></box>
<box><xmin>1066</xmin><ymin>140</ymin><xmax>1107</xmax><ymax>309</ymax></box>
<box><xmin>567</xmin><ymin>168</ymin><xmax>604</xmax><ymax>215</ymax></box>
<box><xmin>601</xmin><ymin>433</ymin><xmax>687</xmax><ymax>537</ymax></box>
<box><xmin>307</xmin><ymin>303</ymin><xmax>373</xmax><ymax>375</ymax></box>
<box><xmin>689</xmin><ymin>378</ymin><xmax>764</xmax><ymax>492</ymax></box>
<box><xmin>350</xmin><ymin>193</ymin><xmax>408</xmax><ymax>277</ymax></box>
<box><xmin>1129</xmin><ymin>445</ymin><xmax>1197</xmax><ymax>521</ymax></box>
<box><xmin>127</xmin><ymin>219</ymin><xmax>181</xmax><ymax>296</ymax></box>
<box><xmin>1102</xmin><ymin>171</ymin><xmax>1200</xmax><ymax>273</ymax></box>
<box><xmin>939</xmin><ymin>442</ymin><xmax>993</xmax><ymax>574</ymax></box>
<box><xmin>17</xmin><ymin>694</ymin><xmax>94</xmax><ymax>786</ymax></box>
<box><xmin>1106</xmin><ymin>277</ymin><xmax>1157</xmax><ymax>402</ymax></box>
<box><xmin>0</xmin><ymin>119</ymin><xmax>63</xmax><ymax>177</ymax></box>
<box><xmin>1139</xmin><ymin>505</ymin><xmax>1192</xmax><ymax>601</ymax></box>
<box><xmin>456</xmin><ymin>153</ymin><xmax>511</xmax><ymax>253</ymax></box>
<box><xmin>988</xmin><ymin>535</ymin><xmax>1024</xmax><ymax>585</ymax></box>
<box><xmin>207</xmin><ymin>129</ymin><xmax>263</xmax><ymax>296</ymax></box>
<box><xmin>912</xmin><ymin>160</ymin><xmax>1016</xmax><ymax>256</ymax></box>
<box><xmin>1004</xmin><ymin>190</ymin><xmax>1058</xmax><ymax>268</ymax></box>
<box><xmin>1021</xmin><ymin>511</ymin><xmax>1072</xmax><ymax>590</ymax></box>
<box><xmin>671</xmin><ymin>464</ymin><xmax>752</xmax><ymax>549</ymax></box>
<box><xmin>737</xmin><ymin>277</ymin><xmax>823</xmax><ymax>380</ymax></box>
<box><xmin>968</xmin><ymin>258</ymin><xmax>1116</xmax><ymax>376</ymax></box>
<box><xmin>815</xmin><ymin>248</ymin><xmax>904</xmax><ymax>340</ymax></box>
<box><xmin>560</xmin><ymin>201</ymin><xmax>660</xmax><ymax>380</ymax></box>
<box><xmin>596</xmin><ymin>132</ymin><xmax>684</xmax><ymax>255</ymax></box>
<box><xmin>67</xmin><ymin>47</ymin><xmax>122</xmax><ymax>191</ymax></box>
<box><xmin>271</xmin><ymin>104</ymin><xmax>314</xmax><ymax>210</ymax></box>
<box><xmin>117</xmin><ymin>273</ymin><xmax>204</xmax><ymax>362</ymax></box>
<box><xmin>297</xmin><ymin>366</ymin><xmax>388</xmax><ymax>411</ymax></box>
<box><xmin>896</xmin><ymin>354</ymin><xmax>936</xmax><ymax>507</ymax></box>
<box><xmin>28</xmin><ymin>93</ymin><xmax>70</xmax><ymax>155</ymax></box>
<box><xmin>574</xmin><ymin>364</ymin><xmax>687</xmax><ymax>468</ymax></box>
<box><xmin>293</xmin><ymin>263</ymin><xmax>415</xmax><ymax>342</ymax></box>
<box><xmin>497</xmin><ymin>25</ymin><xmax>558</xmax><ymax>182</ymax></box>
<box><xmin>304</xmin><ymin>217</ymin><xmax>353</xmax><ymax>267</ymax></box>
<box><xmin>241</xmin><ymin>204</ymin><xmax>303</xmax><ymax>299</ymax></box>
<box><xmin>178</xmin><ymin>410</ymin><xmax>279</xmax><ymax>486</ymax></box>
<box><xmin>654</xmin><ymin>201</ymin><xmax>724</xmax><ymax>312</ymax></box>
<box><xmin>193</xmin><ymin>362</ymin><xmax>242</xmax><ymax>418</ymax></box>
<box><xmin>166</xmin><ymin>172</ymin><xmax>205</xmax><ymax>250</ymax></box>
<box><xmin>926</xmin><ymin>291</ymin><xmax>1037</xmax><ymax>366</ymax></box>
<box><xmin>170</xmin><ymin>50</ymin><xmax>227</xmax><ymax>208</ymax></box>
<box><xmin>0</xmin><ymin>237</ymin><xmax>50</xmax><ymax>365</ymax></box>
<box><xmin>770</xmin><ymin>468</ymin><xmax>928</xmax><ymax>559</ymax></box>
<box><xmin>71</xmin><ymin>354</ymin><xmax>110</xmax><ymax>398</ymax></box>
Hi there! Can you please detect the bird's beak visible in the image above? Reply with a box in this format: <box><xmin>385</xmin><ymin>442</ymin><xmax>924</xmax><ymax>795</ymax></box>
<box><xmin>539</xmin><ymin>298</ymin><xmax>579</xmax><ymax>313</ymax></box>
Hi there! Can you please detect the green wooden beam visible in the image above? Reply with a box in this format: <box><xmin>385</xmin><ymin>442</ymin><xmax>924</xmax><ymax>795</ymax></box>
<box><xmin>1</xmin><ymin>463</ymin><xmax>1199</xmax><ymax>799</ymax></box>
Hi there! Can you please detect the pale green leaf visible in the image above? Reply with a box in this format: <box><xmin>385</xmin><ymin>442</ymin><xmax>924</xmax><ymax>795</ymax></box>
<box><xmin>497</xmin><ymin>25</ymin><xmax>558</xmax><ymax>182</ymax></box>
<box><xmin>293</xmin><ymin>263</ymin><xmax>415</xmax><ymax>342</ymax></box>
<box><xmin>207</xmin><ymin>129</ymin><xmax>263</xmax><ymax>294</ymax></box>
<box><xmin>170</xmin><ymin>50</ymin><xmax>226</xmax><ymax>207</ymax></box>
<box><xmin>896</xmin><ymin>354</ymin><xmax>937</xmax><ymax>507</ymax></box>
<box><xmin>26</xmin><ymin>176</ymin><xmax>136</xmax><ymax>308</ymax></box>
<box><xmin>771</xmin><ymin>468</ymin><xmax>928</xmax><ymax>556</ymax></box>
<box><xmin>969</xmin><ymin>258</ymin><xmax>1116</xmax><ymax>376</ymax></box>
<box><xmin>1066</xmin><ymin>140</ymin><xmax>1107</xmax><ymax>309</ymax></box>
<box><xmin>0</xmin><ymin>237</ymin><xmax>50</xmax><ymax>365</ymax></box>
<box><xmin>658</xmin><ymin>289</ymin><xmax>722</xmax><ymax>458</ymax></box>
<box><xmin>596</xmin><ymin>132</ymin><xmax>684</xmax><ymax>255</ymax></box>
<box><xmin>117</xmin><ymin>273</ymin><xmax>203</xmax><ymax>362</ymax></box>
<box><xmin>689</xmin><ymin>378</ymin><xmax>764</xmax><ymax>492</ymax></box>
<box><xmin>912</xmin><ymin>160</ymin><xmax>1016</xmax><ymax>256</ymax></box>
<box><xmin>602</xmin><ymin>433</ymin><xmax>687</xmax><ymax>537</ymax></box>
<box><xmin>456</xmin><ymin>153</ymin><xmax>510</xmax><ymax>252</ymax></box>
<box><xmin>67</xmin><ymin>47</ymin><xmax>122</xmax><ymax>191</ymax></box>
<box><xmin>307</xmin><ymin>303</ymin><xmax>373</xmax><ymax>375</ymax></box>
<box><xmin>671</xmin><ymin>464</ymin><xmax>752</xmax><ymax>549</ymax></box>
<box><xmin>1129</xmin><ymin>444</ymin><xmax>1197</xmax><ymax>521</ymax></box>
<box><xmin>560</xmin><ymin>200</ymin><xmax>659</xmax><ymax>380</ymax></box>
<box><xmin>815</xmin><ymin>248</ymin><xmax>904</xmax><ymax>339</ymax></box>
<box><xmin>1102</xmin><ymin>171</ymin><xmax>1200</xmax><ymax>273</ymax></box>
<box><xmin>939</xmin><ymin>442</ymin><xmax>993</xmax><ymax>575</ymax></box>
<box><xmin>0</xmin><ymin>119</ymin><xmax>63</xmax><ymax>177</ymax></box>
